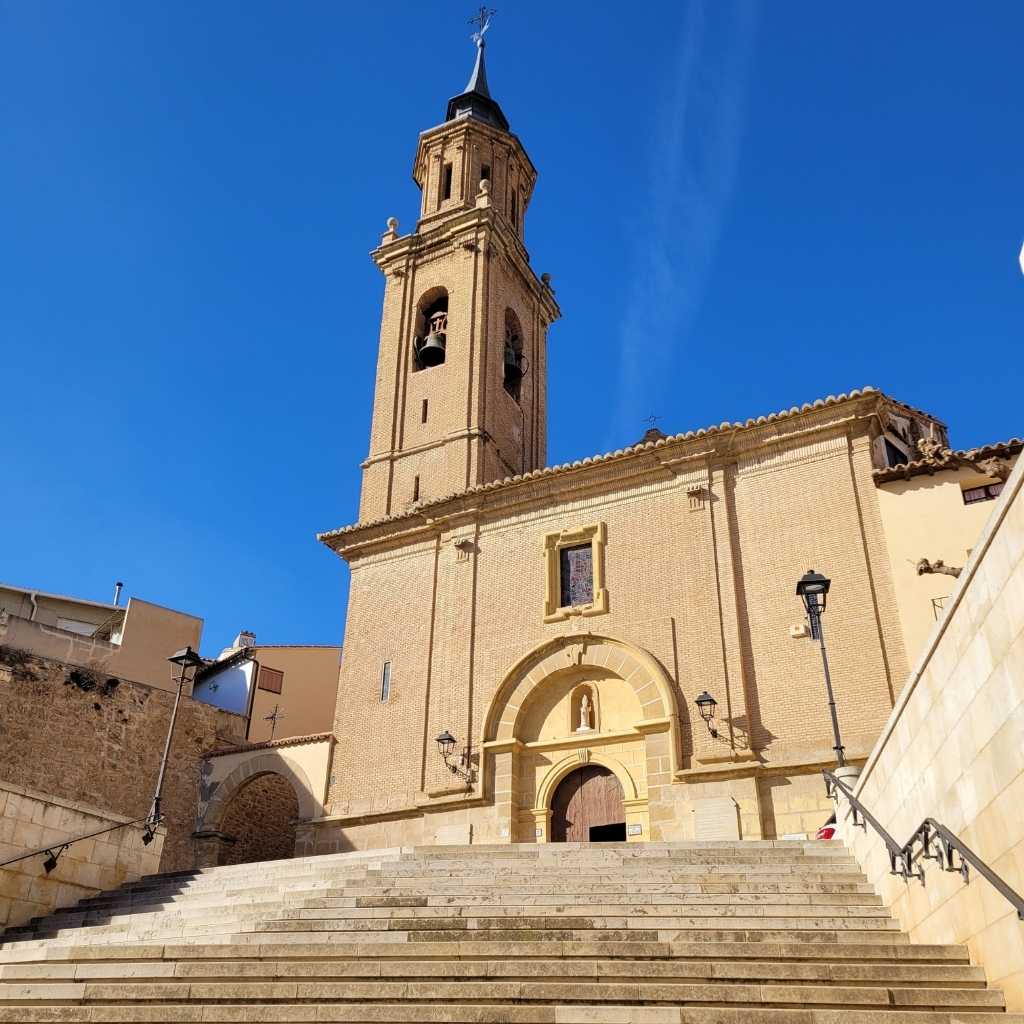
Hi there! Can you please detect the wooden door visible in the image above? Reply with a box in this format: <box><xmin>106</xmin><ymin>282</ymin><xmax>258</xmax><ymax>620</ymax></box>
<box><xmin>550</xmin><ymin>766</ymin><xmax>625</xmax><ymax>842</ymax></box>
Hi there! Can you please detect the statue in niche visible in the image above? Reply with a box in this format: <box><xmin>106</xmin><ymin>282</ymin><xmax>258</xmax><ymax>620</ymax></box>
<box><xmin>576</xmin><ymin>692</ymin><xmax>593</xmax><ymax>733</ymax></box>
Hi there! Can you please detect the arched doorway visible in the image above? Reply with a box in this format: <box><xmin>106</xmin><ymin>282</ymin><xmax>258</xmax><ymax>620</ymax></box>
<box><xmin>217</xmin><ymin>772</ymin><xmax>299</xmax><ymax>866</ymax></box>
<box><xmin>550</xmin><ymin>765</ymin><xmax>626</xmax><ymax>842</ymax></box>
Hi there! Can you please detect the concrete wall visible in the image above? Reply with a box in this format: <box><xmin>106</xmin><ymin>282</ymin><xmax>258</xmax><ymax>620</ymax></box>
<box><xmin>877</xmin><ymin>456</ymin><xmax>1018</xmax><ymax>667</ymax></box>
<box><xmin>0</xmin><ymin>782</ymin><xmax>164</xmax><ymax>930</ymax></box>
<box><xmin>0</xmin><ymin>646</ymin><xmax>245</xmax><ymax>875</ymax></box>
<box><xmin>247</xmin><ymin>646</ymin><xmax>341</xmax><ymax>744</ymax></box>
<box><xmin>844</xmin><ymin>455</ymin><xmax>1024</xmax><ymax>1009</ymax></box>
<box><xmin>0</xmin><ymin>597</ymin><xmax>202</xmax><ymax>696</ymax></box>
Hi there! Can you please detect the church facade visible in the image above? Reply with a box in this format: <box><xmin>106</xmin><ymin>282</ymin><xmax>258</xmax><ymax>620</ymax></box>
<box><xmin>304</xmin><ymin>38</ymin><xmax>1013</xmax><ymax>854</ymax></box>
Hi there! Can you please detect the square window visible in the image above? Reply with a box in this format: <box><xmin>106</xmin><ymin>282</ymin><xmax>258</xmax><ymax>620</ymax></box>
<box><xmin>258</xmin><ymin>666</ymin><xmax>283</xmax><ymax>694</ymax></box>
<box><xmin>559</xmin><ymin>544</ymin><xmax>594</xmax><ymax>608</ymax></box>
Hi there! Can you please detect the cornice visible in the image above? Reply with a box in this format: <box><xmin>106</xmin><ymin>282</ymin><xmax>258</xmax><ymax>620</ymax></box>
<box><xmin>321</xmin><ymin>387</ymin><xmax>903</xmax><ymax>558</ymax></box>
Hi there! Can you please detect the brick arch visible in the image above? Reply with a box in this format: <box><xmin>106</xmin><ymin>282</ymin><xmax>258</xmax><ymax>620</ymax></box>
<box><xmin>200</xmin><ymin>752</ymin><xmax>318</xmax><ymax>834</ymax></box>
<box><xmin>483</xmin><ymin>633</ymin><xmax>680</xmax><ymax>751</ymax></box>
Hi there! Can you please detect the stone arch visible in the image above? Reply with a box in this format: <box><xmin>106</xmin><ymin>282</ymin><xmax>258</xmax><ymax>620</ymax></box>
<box><xmin>535</xmin><ymin>749</ymin><xmax>639</xmax><ymax>810</ymax></box>
<box><xmin>217</xmin><ymin>772</ymin><xmax>300</xmax><ymax>865</ymax></box>
<box><xmin>484</xmin><ymin>633</ymin><xmax>679</xmax><ymax>754</ymax></box>
<box><xmin>200</xmin><ymin>751</ymin><xmax>319</xmax><ymax>835</ymax></box>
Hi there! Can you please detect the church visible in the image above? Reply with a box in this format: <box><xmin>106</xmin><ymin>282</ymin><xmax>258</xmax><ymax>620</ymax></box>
<box><xmin>303</xmin><ymin>29</ymin><xmax>1016</xmax><ymax>855</ymax></box>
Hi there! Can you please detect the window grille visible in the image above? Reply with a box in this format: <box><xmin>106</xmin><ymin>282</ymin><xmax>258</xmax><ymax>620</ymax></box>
<box><xmin>559</xmin><ymin>544</ymin><xmax>594</xmax><ymax>608</ymax></box>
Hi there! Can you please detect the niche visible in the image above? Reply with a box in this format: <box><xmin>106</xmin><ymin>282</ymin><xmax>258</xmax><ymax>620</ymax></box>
<box><xmin>569</xmin><ymin>683</ymin><xmax>599</xmax><ymax>735</ymax></box>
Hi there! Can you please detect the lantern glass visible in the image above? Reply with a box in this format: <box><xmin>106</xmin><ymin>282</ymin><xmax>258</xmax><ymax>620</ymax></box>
<box><xmin>694</xmin><ymin>691</ymin><xmax>717</xmax><ymax>722</ymax></box>
<box><xmin>435</xmin><ymin>730</ymin><xmax>456</xmax><ymax>759</ymax></box>
<box><xmin>796</xmin><ymin>570</ymin><xmax>831</xmax><ymax>614</ymax></box>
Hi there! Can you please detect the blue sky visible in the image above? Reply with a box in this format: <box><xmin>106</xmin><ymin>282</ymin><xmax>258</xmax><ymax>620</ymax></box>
<box><xmin>2</xmin><ymin>1</ymin><xmax>1022</xmax><ymax>655</ymax></box>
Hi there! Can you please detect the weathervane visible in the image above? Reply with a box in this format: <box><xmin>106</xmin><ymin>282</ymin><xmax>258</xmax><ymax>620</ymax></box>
<box><xmin>644</xmin><ymin>415</ymin><xmax>661</xmax><ymax>430</ymax></box>
<box><xmin>469</xmin><ymin>6</ymin><xmax>496</xmax><ymax>46</ymax></box>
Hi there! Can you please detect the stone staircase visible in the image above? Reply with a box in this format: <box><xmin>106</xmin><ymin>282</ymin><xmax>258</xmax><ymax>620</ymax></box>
<box><xmin>0</xmin><ymin>841</ymin><xmax>1018</xmax><ymax>1022</ymax></box>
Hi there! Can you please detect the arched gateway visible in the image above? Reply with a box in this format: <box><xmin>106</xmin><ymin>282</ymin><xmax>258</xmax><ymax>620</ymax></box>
<box><xmin>480</xmin><ymin>634</ymin><xmax>681</xmax><ymax>843</ymax></box>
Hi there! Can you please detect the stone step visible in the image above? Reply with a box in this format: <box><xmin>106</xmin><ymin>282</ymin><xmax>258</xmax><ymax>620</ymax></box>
<box><xmin>0</xmin><ymin>938</ymin><xmax>973</xmax><ymax>965</ymax></box>
<box><xmin>0</xmin><ymin>978</ymin><xmax>1009</xmax><ymax>1009</ymax></box>
<box><xmin>0</xmin><ymin>957</ymin><xmax>990</xmax><ymax>986</ymax></box>
<box><xmin>1</xmin><ymin>1006</ymin><xmax>1021</xmax><ymax>1024</ymax></box>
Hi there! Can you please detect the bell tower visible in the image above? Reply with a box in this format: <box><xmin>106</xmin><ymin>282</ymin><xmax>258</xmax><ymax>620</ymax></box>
<box><xmin>359</xmin><ymin>16</ymin><xmax>560</xmax><ymax>522</ymax></box>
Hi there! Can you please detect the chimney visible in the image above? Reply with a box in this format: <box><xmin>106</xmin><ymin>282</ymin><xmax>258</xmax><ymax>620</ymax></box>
<box><xmin>113</xmin><ymin>581</ymin><xmax>124</xmax><ymax>606</ymax></box>
<box><xmin>234</xmin><ymin>630</ymin><xmax>256</xmax><ymax>649</ymax></box>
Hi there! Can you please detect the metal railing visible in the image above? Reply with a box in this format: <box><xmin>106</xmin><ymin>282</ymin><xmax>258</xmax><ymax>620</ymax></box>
<box><xmin>0</xmin><ymin>815</ymin><xmax>158</xmax><ymax>875</ymax></box>
<box><xmin>824</xmin><ymin>770</ymin><xmax>1024</xmax><ymax>921</ymax></box>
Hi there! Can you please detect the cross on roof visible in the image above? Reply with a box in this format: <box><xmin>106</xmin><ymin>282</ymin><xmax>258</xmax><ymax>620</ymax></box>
<box><xmin>469</xmin><ymin>6</ymin><xmax>496</xmax><ymax>45</ymax></box>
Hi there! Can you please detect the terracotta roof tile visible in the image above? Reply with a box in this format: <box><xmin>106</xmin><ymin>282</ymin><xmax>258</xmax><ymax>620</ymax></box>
<box><xmin>872</xmin><ymin>438</ymin><xmax>1022</xmax><ymax>484</ymax></box>
<box><xmin>319</xmin><ymin>386</ymin><xmax>937</xmax><ymax>543</ymax></box>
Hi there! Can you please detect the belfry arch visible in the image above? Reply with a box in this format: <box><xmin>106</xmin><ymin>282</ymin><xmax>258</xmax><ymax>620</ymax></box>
<box><xmin>480</xmin><ymin>634</ymin><xmax>680</xmax><ymax>842</ymax></box>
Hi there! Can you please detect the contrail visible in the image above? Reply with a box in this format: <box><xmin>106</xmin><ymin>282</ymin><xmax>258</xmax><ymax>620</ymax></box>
<box><xmin>609</xmin><ymin>0</ymin><xmax>758</xmax><ymax>445</ymax></box>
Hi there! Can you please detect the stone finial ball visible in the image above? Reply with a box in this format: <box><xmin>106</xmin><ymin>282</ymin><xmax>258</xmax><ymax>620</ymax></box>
<box><xmin>479</xmin><ymin>179</ymin><xmax>490</xmax><ymax>194</ymax></box>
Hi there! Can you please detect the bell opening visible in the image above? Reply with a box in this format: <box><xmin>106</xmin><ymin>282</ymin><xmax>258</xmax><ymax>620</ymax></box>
<box><xmin>413</xmin><ymin>292</ymin><xmax>448</xmax><ymax>372</ymax></box>
<box><xmin>503</xmin><ymin>308</ymin><xmax>524</xmax><ymax>402</ymax></box>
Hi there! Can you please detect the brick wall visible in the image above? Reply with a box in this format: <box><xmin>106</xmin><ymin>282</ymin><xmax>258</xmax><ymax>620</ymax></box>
<box><xmin>218</xmin><ymin>773</ymin><xmax>299</xmax><ymax>866</ymax></box>
<box><xmin>0</xmin><ymin>646</ymin><xmax>245</xmax><ymax>873</ymax></box>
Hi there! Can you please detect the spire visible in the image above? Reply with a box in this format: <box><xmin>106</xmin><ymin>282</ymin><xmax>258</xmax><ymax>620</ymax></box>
<box><xmin>445</xmin><ymin>8</ymin><xmax>510</xmax><ymax>132</ymax></box>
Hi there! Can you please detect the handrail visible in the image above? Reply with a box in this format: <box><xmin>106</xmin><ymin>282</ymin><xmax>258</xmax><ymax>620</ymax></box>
<box><xmin>824</xmin><ymin>770</ymin><xmax>1024</xmax><ymax>921</ymax></box>
<box><xmin>0</xmin><ymin>815</ymin><xmax>158</xmax><ymax>873</ymax></box>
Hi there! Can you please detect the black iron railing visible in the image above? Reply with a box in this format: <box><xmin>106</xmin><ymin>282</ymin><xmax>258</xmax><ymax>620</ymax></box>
<box><xmin>0</xmin><ymin>815</ymin><xmax>158</xmax><ymax>875</ymax></box>
<box><xmin>824</xmin><ymin>770</ymin><xmax>1024</xmax><ymax>921</ymax></box>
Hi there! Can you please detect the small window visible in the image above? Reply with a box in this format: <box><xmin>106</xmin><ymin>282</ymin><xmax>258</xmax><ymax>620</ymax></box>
<box><xmin>258</xmin><ymin>666</ymin><xmax>283</xmax><ymax>694</ymax></box>
<box><xmin>559</xmin><ymin>544</ymin><xmax>594</xmax><ymax>608</ymax></box>
<box><xmin>413</xmin><ymin>475</ymin><xmax>420</xmax><ymax>502</ymax></box>
<box><xmin>510</xmin><ymin>190</ymin><xmax>518</xmax><ymax>228</ymax></box>
<box><xmin>480</xmin><ymin>163</ymin><xmax>491</xmax><ymax>183</ymax></box>
<box><xmin>421</xmin><ymin>398</ymin><xmax>428</xmax><ymax>424</ymax></box>
<box><xmin>884</xmin><ymin>439</ymin><xmax>908</xmax><ymax>467</ymax></box>
<box><xmin>442</xmin><ymin>163</ymin><xmax>453</xmax><ymax>201</ymax></box>
<box><xmin>380</xmin><ymin>661</ymin><xmax>391</xmax><ymax>702</ymax></box>
<box><xmin>962</xmin><ymin>483</ymin><xmax>1003</xmax><ymax>505</ymax></box>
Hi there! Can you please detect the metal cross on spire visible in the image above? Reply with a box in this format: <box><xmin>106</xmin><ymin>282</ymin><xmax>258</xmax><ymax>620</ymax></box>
<box><xmin>644</xmin><ymin>415</ymin><xmax>661</xmax><ymax>430</ymax></box>
<box><xmin>469</xmin><ymin>6</ymin><xmax>497</xmax><ymax>46</ymax></box>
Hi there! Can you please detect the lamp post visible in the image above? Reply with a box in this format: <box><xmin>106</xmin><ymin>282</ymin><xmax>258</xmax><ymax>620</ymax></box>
<box><xmin>147</xmin><ymin>646</ymin><xmax>205</xmax><ymax>837</ymax></box>
<box><xmin>796</xmin><ymin>569</ymin><xmax>846</xmax><ymax>767</ymax></box>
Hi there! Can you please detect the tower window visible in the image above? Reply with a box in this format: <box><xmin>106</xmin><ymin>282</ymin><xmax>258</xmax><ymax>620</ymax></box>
<box><xmin>481</xmin><ymin>163</ymin><xmax>491</xmax><ymax>183</ymax></box>
<box><xmin>510</xmin><ymin>190</ymin><xmax>518</xmax><ymax>228</ymax></box>
<box><xmin>421</xmin><ymin>398</ymin><xmax>429</xmax><ymax>424</ymax></box>
<box><xmin>442</xmin><ymin>163</ymin><xmax>453</xmax><ymax>202</ymax></box>
<box><xmin>413</xmin><ymin>475</ymin><xmax>420</xmax><ymax>502</ymax></box>
<box><xmin>503</xmin><ymin>308</ymin><xmax>524</xmax><ymax>402</ymax></box>
<box><xmin>380</xmin><ymin>661</ymin><xmax>391</xmax><ymax>703</ymax></box>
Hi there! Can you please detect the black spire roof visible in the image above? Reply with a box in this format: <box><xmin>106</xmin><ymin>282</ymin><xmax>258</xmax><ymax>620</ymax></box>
<box><xmin>445</xmin><ymin>40</ymin><xmax>509</xmax><ymax>132</ymax></box>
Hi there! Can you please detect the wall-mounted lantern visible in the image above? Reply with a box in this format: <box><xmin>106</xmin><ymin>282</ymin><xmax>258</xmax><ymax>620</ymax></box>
<box><xmin>435</xmin><ymin>730</ymin><xmax>474</xmax><ymax>783</ymax></box>
<box><xmin>694</xmin><ymin>691</ymin><xmax>719</xmax><ymax>738</ymax></box>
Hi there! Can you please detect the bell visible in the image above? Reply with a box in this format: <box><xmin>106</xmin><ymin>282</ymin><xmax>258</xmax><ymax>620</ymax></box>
<box><xmin>503</xmin><ymin>344</ymin><xmax>522</xmax><ymax>380</ymax></box>
<box><xmin>418</xmin><ymin>329</ymin><xmax>446</xmax><ymax>368</ymax></box>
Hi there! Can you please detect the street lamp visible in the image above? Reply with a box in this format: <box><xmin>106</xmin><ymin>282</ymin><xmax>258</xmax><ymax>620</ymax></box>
<box><xmin>146</xmin><ymin>646</ymin><xmax>205</xmax><ymax>837</ymax></box>
<box><xmin>435</xmin><ymin>729</ymin><xmax>473</xmax><ymax>783</ymax></box>
<box><xmin>796</xmin><ymin>569</ymin><xmax>846</xmax><ymax>767</ymax></box>
<box><xmin>694</xmin><ymin>691</ymin><xmax>719</xmax><ymax>738</ymax></box>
